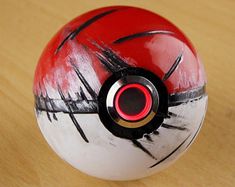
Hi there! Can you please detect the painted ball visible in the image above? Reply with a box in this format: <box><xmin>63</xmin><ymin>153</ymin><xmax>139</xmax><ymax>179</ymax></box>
<box><xmin>33</xmin><ymin>6</ymin><xmax>208</xmax><ymax>180</ymax></box>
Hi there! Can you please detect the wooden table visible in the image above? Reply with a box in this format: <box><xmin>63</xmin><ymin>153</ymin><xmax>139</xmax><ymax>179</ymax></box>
<box><xmin>0</xmin><ymin>0</ymin><xmax>234</xmax><ymax>186</ymax></box>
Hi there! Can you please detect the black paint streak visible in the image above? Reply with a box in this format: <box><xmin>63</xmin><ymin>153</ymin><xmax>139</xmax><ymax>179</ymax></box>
<box><xmin>39</xmin><ymin>83</ymin><xmax>51</xmax><ymax>122</ymax></box>
<box><xmin>68</xmin><ymin>93</ymin><xmax>79</xmax><ymax>111</ymax></box>
<box><xmin>168</xmin><ymin>112</ymin><xmax>177</xmax><ymax>117</ymax></box>
<box><xmin>70</xmin><ymin>59</ymin><xmax>97</xmax><ymax>100</ymax></box>
<box><xmin>101</xmin><ymin>47</ymin><xmax>130</xmax><ymax>70</ymax></box>
<box><xmin>168</xmin><ymin>111</ymin><xmax>184</xmax><ymax>119</ymax></box>
<box><xmin>132</xmin><ymin>139</ymin><xmax>157</xmax><ymax>160</ymax></box>
<box><xmin>56</xmin><ymin>9</ymin><xmax>117</xmax><ymax>53</ymax></box>
<box><xmin>113</xmin><ymin>30</ymin><xmax>173</xmax><ymax>44</ymax></box>
<box><xmin>75</xmin><ymin>92</ymin><xmax>82</xmax><ymax>100</ymax></box>
<box><xmin>56</xmin><ymin>32</ymin><xmax>74</xmax><ymax>54</ymax></box>
<box><xmin>35</xmin><ymin>94</ymin><xmax>98</xmax><ymax>113</ymax></box>
<box><xmin>46</xmin><ymin>92</ymin><xmax>55</xmax><ymax>110</ymax></box>
<box><xmin>57</xmin><ymin>85</ymin><xmax>89</xmax><ymax>143</ymax></box>
<box><xmin>79</xmin><ymin>86</ymin><xmax>88</xmax><ymax>102</ymax></box>
<box><xmin>144</xmin><ymin>134</ymin><xmax>153</xmax><ymax>142</ymax></box>
<box><xmin>44</xmin><ymin>96</ymin><xmax>52</xmax><ymax>122</ymax></box>
<box><xmin>93</xmin><ymin>41</ymin><xmax>130</xmax><ymax>73</ymax></box>
<box><xmin>157</xmin><ymin>111</ymin><xmax>180</xmax><ymax>119</ymax></box>
<box><xmin>163</xmin><ymin>53</ymin><xmax>183</xmax><ymax>81</ymax></box>
<box><xmin>46</xmin><ymin>90</ymin><xmax>58</xmax><ymax>121</ymax></box>
<box><xmin>156</xmin><ymin>112</ymin><xmax>170</xmax><ymax>119</ymax></box>
<box><xmin>52</xmin><ymin>113</ymin><xmax>58</xmax><ymax>121</ymax></box>
<box><xmin>185</xmin><ymin>118</ymin><xmax>203</xmax><ymax>149</ymax></box>
<box><xmin>161</xmin><ymin>123</ymin><xmax>187</xmax><ymax>131</ymax></box>
<box><xmin>70</xmin><ymin>9</ymin><xmax>117</xmax><ymax>40</ymax></box>
<box><xmin>169</xmin><ymin>86</ymin><xmax>206</xmax><ymax>107</ymax></box>
<box><xmin>95</xmin><ymin>53</ymin><xmax>117</xmax><ymax>72</ymax></box>
<box><xmin>153</xmin><ymin>130</ymin><xmax>159</xmax><ymax>135</ymax></box>
<box><xmin>149</xmin><ymin>134</ymin><xmax>191</xmax><ymax>168</ymax></box>
<box><xmin>35</xmin><ymin>95</ymin><xmax>41</xmax><ymax>114</ymax></box>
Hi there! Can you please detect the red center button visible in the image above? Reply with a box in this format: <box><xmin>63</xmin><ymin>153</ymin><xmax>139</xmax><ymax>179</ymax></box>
<box><xmin>114</xmin><ymin>83</ymin><xmax>152</xmax><ymax>121</ymax></box>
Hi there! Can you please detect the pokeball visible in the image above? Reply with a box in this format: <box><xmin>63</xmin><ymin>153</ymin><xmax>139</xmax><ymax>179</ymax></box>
<box><xmin>33</xmin><ymin>6</ymin><xmax>208</xmax><ymax>180</ymax></box>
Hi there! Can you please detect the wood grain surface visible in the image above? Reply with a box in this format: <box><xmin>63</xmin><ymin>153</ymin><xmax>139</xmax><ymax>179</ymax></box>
<box><xmin>0</xmin><ymin>0</ymin><xmax>234</xmax><ymax>186</ymax></box>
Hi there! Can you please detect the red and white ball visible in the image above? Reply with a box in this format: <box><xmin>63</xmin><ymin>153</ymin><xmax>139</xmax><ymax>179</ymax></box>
<box><xmin>34</xmin><ymin>6</ymin><xmax>207</xmax><ymax>180</ymax></box>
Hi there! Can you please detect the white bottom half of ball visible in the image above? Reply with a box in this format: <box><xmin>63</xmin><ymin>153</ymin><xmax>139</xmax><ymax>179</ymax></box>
<box><xmin>36</xmin><ymin>96</ymin><xmax>207</xmax><ymax>180</ymax></box>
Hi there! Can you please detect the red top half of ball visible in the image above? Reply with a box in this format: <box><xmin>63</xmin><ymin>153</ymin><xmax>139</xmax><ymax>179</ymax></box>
<box><xmin>33</xmin><ymin>6</ymin><xmax>206</xmax><ymax>98</ymax></box>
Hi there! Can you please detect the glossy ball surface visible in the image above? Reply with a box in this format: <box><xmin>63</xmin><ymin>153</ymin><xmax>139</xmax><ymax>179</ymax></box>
<box><xmin>33</xmin><ymin>6</ymin><xmax>207</xmax><ymax>180</ymax></box>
